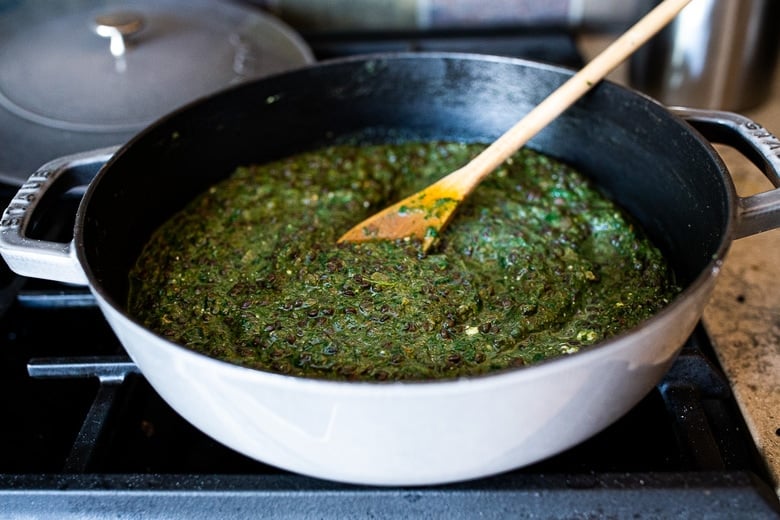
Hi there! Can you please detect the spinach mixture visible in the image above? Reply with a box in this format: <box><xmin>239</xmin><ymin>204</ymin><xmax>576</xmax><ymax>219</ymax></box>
<box><xmin>128</xmin><ymin>142</ymin><xmax>679</xmax><ymax>381</ymax></box>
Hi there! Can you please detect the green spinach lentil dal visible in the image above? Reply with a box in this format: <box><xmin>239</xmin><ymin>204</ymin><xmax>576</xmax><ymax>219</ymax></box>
<box><xmin>128</xmin><ymin>142</ymin><xmax>679</xmax><ymax>381</ymax></box>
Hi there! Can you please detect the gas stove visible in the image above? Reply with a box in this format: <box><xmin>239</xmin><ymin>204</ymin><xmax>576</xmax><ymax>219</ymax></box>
<box><xmin>1</xmin><ymin>18</ymin><xmax>779</xmax><ymax>520</ymax></box>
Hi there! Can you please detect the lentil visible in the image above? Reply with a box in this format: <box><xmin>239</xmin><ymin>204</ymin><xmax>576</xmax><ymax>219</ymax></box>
<box><xmin>128</xmin><ymin>142</ymin><xmax>679</xmax><ymax>381</ymax></box>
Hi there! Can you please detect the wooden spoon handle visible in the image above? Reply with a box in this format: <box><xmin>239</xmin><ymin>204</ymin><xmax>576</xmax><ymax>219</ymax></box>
<box><xmin>447</xmin><ymin>0</ymin><xmax>693</xmax><ymax>195</ymax></box>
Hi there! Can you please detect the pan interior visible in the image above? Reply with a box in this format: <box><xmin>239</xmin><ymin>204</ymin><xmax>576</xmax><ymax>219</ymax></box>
<box><xmin>79</xmin><ymin>54</ymin><xmax>731</xmax><ymax>315</ymax></box>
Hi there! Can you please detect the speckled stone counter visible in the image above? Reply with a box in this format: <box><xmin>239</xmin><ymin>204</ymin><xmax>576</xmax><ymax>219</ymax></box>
<box><xmin>701</xmin><ymin>88</ymin><xmax>780</xmax><ymax>497</ymax></box>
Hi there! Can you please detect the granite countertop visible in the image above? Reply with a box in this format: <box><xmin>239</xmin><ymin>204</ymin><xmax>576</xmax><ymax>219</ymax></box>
<box><xmin>702</xmin><ymin>82</ymin><xmax>780</xmax><ymax>497</ymax></box>
<box><xmin>578</xmin><ymin>36</ymin><xmax>780</xmax><ymax>497</ymax></box>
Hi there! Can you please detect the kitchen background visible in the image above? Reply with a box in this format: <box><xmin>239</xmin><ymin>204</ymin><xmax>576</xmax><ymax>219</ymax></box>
<box><xmin>0</xmin><ymin>0</ymin><xmax>778</xmax><ymax>517</ymax></box>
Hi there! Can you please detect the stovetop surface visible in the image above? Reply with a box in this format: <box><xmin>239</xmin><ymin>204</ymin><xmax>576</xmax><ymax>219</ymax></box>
<box><xmin>1</xmin><ymin>28</ymin><xmax>779</xmax><ymax>520</ymax></box>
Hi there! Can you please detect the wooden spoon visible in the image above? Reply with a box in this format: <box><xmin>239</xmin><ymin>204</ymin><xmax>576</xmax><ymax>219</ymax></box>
<box><xmin>338</xmin><ymin>0</ymin><xmax>693</xmax><ymax>251</ymax></box>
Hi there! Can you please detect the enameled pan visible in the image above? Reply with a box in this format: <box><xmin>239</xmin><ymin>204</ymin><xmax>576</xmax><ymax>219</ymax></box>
<box><xmin>2</xmin><ymin>54</ymin><xmax>779</xmax><ymax>485</ymax></box>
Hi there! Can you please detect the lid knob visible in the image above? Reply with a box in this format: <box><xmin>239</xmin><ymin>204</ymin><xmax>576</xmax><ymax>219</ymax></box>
<box><xmin>93</xmin><ymin>11</ymin><xmax>145</xmax><ymax>58</ymax></box>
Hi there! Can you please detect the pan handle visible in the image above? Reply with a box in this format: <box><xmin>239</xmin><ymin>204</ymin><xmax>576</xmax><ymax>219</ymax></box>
<box><xmin>671</xmin><ymin>107</ymin><xmax>780</xmax><ymax>239</ymax></box>
<box><xmin>0</xmin><ymin>146</ymin><xmax>119</xmax><ymax>285</ymax></box>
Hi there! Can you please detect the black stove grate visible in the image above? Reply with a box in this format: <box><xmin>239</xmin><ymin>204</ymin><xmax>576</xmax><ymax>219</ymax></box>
<box><xmin>1</xmin><ymin>30</ymin><xmax>779</xmax><ymax>519</ymax></box>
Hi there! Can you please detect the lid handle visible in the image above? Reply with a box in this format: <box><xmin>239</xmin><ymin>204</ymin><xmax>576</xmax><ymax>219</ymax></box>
<box><xmin>93</xmin><ymin>11</ymin><xmax>145</xmax><ymax>58</ymax></box>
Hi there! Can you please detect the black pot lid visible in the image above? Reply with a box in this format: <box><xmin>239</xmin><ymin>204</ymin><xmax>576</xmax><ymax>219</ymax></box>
<box><xmin>0</xmin><ymin>0</ymin><xmax>314</xmax><ymax>184</ymax></box>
